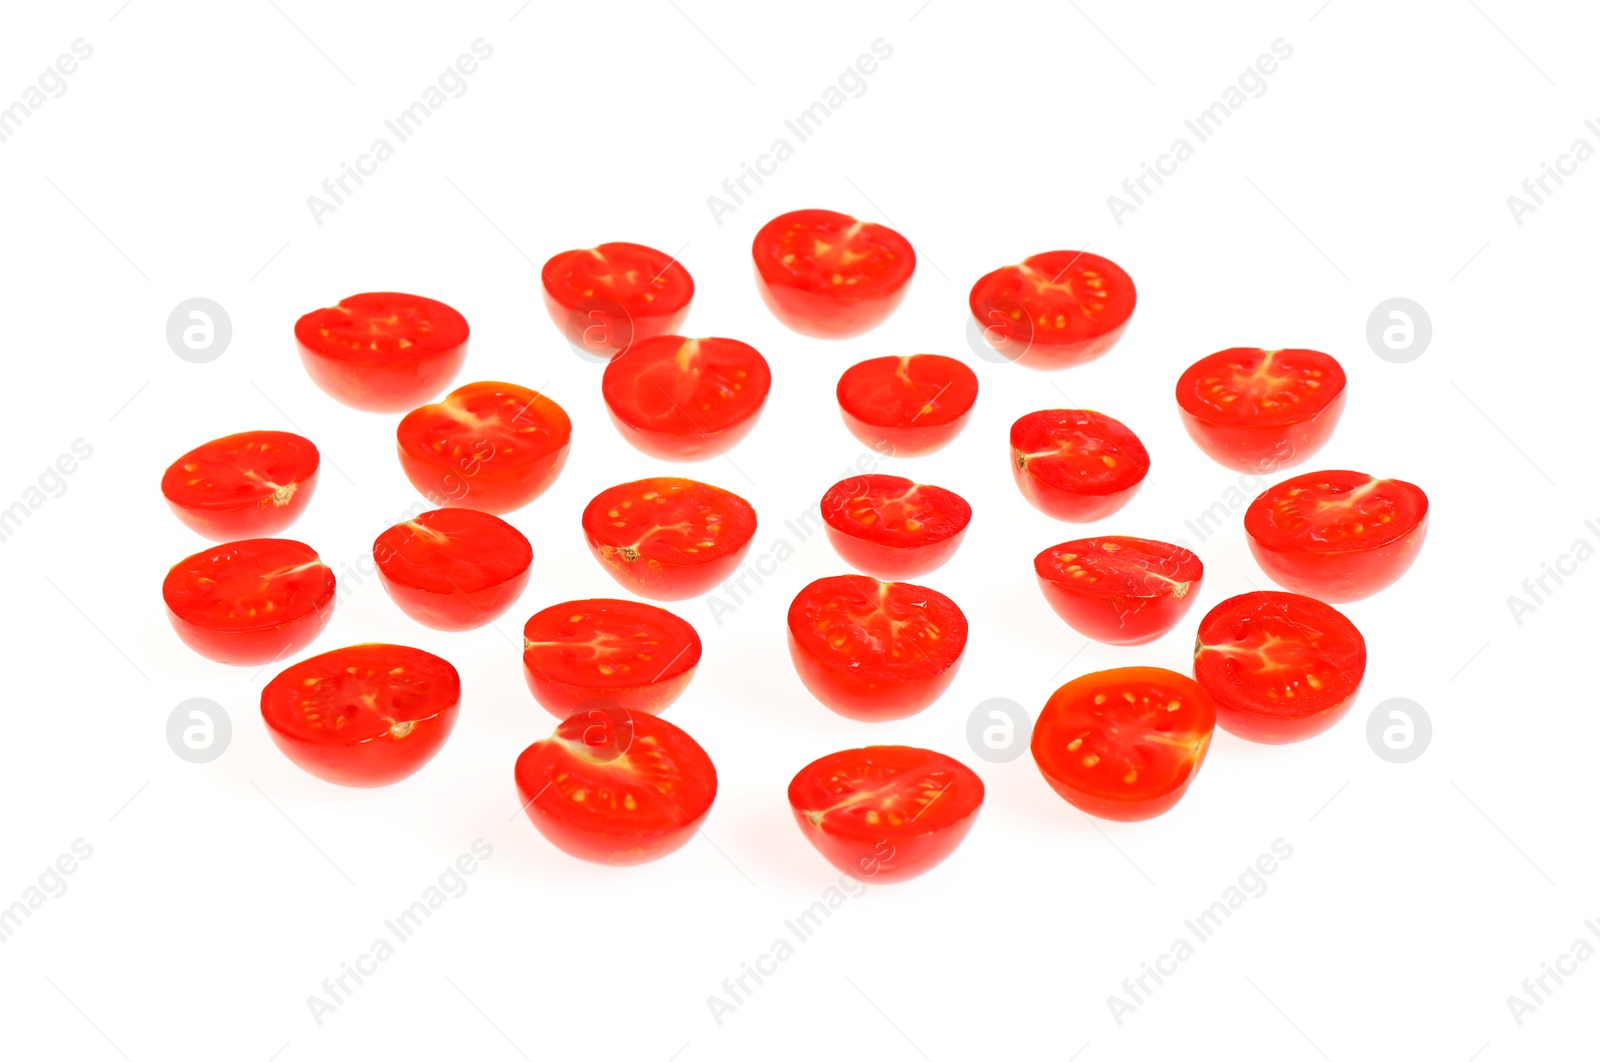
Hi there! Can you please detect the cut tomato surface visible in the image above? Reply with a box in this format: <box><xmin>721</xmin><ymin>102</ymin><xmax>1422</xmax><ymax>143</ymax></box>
<box><xmin>581</xmin><ymin>477</ymin><xmax>757</xmax><ymax>600</ymax></box>
<box><xmin>1176</xmin><ymin>347</ymin><xmax>1347</xmax><ymax>473</ymax></box>
<box><xmin>1031</xmin><ymin>667</ymin><xmax>1216</xmax><ymax>821</ymax></box>
<box><xmin>601</xmin><ymin>335</ymin><xmax>771</xmax><ymax>460</ymax></box>
<box><xmin>1035</xmin><ymin>537</ymin><xmax>1202</xmax><ymax>646</ymax></box>
<box><xmin>522</xmin><ymin>599</ymin><xmax>701</xmax><ymax>718</ymax></box>
<box><xmin>752</xmin><ymin>209</ymin><xmax>915</xmax><ymax>338</ymax></box>
<box><xmin>1244</xmin><ymin>469</ymin><xmax>1428</xmax><ymax>601</ymax></box>
<box><xmin>1194</xmin><ymin>591</ymin><xmax>1366</xmax><ymax>744</ymax></box>
<box><xmin>161</xmin><ymin>430</ymin><xmax>319</xmax><ymax>540</ymax></box>
<box><xmin>788</xmin><ymin>746</ymin><xmax>984</xmax><ymax>883</ymax></box>
<box><xmin>541</xmin><ymin>242</ymin><xmax>694</xmax><ymax>358</ymax></box>
<box><xmin>373</xmin><ymin>508</ymin><xmax>531</xmax><ymax>631</ymax></box>
<box><xmin>969</xmin><ymin>251</ymin><xmax>1135</xmax><ymax>370</ymax></box>
<box><xmin>835</xmin><ymin>354</ymin><xmax>978</xmax><ymax>457</ymax></box>
<box><xmin>1010</xmin><ymin>409</ymin><xmax>1150</xmax><ymax>522</ymax></box>
<box><xmin>260</xmin><ymin>643</ymin><xmax>460</xmax><ymax>787</ymax></box>
<box><xmin>162</xmin><ymin>538</ymin><xmax>335</xmax><ymax>665</ymax></box>
<box><xmin>821</xmin><ymin>474</ymin><xmax>971</xmax><ymax>580</ymax></box>
<box><xmin>295</xmin><ymin>292</ymin><xmax>469</xmax><ymax>412</ymax></box>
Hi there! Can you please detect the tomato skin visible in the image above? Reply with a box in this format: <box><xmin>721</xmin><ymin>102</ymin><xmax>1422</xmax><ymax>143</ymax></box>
<box><xmin>835</xmin><ymin>355</ymin><xmax>979</xmax><ymax>457</ymax></box>
<box><xmin>1175</xmin><ymin>348</ymin><xmax>1348</xmax><ymax>473</ymax></box>
<box><xmin>752</xmin><ymin>209</ymin><xmax>916</xmax><ymax>338</ymax></box>
<box><xmin>294</xmin><ymin>292</ymin><xmax>469</xmax><ymax>412</ymax></box>
<box><xmin>1034</xmin><ymin>537</ymin><xmax>1203</xmax><ymax>646</ymax></box>
<box><xmin>396</xmin><ymin>381</ymin><xmax>572</xmax><ymax>515</ymax></box>
<box><xmin>161</xmin><ymin>431</ymin><xmax>320</xmax><ymax>540</ymax></box>
<box><xmin>373</xmin><ymin>508</ymin><xmax>532</xmax><ymax>631</ymax></box>
<box><xmin>1010</xmin><ymin>409</ymin><xmax>1150</xmax><ymax>522</ymax></box>
<box><xmin>162</xmin><ymin>539</ymin><xmax>336</xmax><ymax>666</ymax></box>
<box><xmin>581</xmin><ymin>477</ymin><xmax>758</xmax><ymax>600</ymax></box>
<box><xmin>969</xmin><ymin>251</ymin><xmax>1136</xmax><ymax>370</ymax></box>
<box><xmin>601</xmin><ymin>335</ymin><xmax>772</xmax><ymax>461</ymax></box>
<box><xmin>787</xmin><ymin>746</ymin><xmax>984</xmax><ymax>883</ymax></box>
<box><xmin>521</xmin><ymin>599</ymin><xmax>702</xmax><ymax>718</ymax></box>
<box><xmin>541</xmin><ymin>242</ymin><xmax>694</xmax><ymax>358</ymax></box>
<box><xmin>820</xmin><ymin>474</ymin><xmax>971</xmax><ymax>580</ymax></box>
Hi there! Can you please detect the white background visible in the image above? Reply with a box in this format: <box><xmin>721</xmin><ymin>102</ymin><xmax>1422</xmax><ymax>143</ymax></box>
<box><xmin>0</xmin><ymin>1</ymin><xmax>1593</xmax><ymax>1059</ymax></box>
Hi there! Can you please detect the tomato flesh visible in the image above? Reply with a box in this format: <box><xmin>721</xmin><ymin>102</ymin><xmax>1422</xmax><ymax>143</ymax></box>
<box><xmin>752</xmin><ymin>209</ymin><xmax>915</xmax><ymax>338</ymax></box>
<box><xmin>581</xmin><ymin>477</ymin><xmax>757</xmax><ymax>600</ymax></box>
<box><xmin>788</xmin><ymin>746</ymin><xmax>984</xmax><ymax>883</ymax></box>
<box><xmin>514</xmin><ymin>708</ymin><xmax>717</xmax><ymax>865</ymax></box>
<box><xmin>373</xmin><ymin>508</ymin><xmax>532</xmax><ymax>631</ymax></box>
<box><xmin>1035</xmin><ymin>537</ymin><xmax>1203</xmax><ymax>646</ymax></box>
<box><xmin>786</xmin><ymin>575</ymin><xmax>968</xmax><ymax>721</ymax></box>
<box><xmin>836</xmin><ymin>355</ymin><xmax>979</xmax><ymax>456</ymax></box>
<box><xmin>541</xmin><ymin>242</ymin><xmax>694</xmax><ymax>358</ymax></box>
<box><xmin>162</xmin><ymin>538</ymin><xmax>335</xmax><ymax>665</ymax></box>
<box><xmin>397</xmin><ymin>380</ymin><xmax>572</xmax><ymax>515</ymax></box>
<box><xmin>1194</xmin><ymin>592</ymin><xmax>1366</xmax><ymax>744</ymax></box>
<box><xmin>261</xmin><ymin>643</ymin><xmax>460</xmax><ymax>787</ymax></box>
<box><xmin>1031</xmin><ymin>667</ymin><xmax>1216</xmax><ymax>821</ymax></box>
<box><xmin>161</xmin><ymin>430</ymin><xmax>319</xmax><ymax>540</ymax></box>
<box><xmin>522</xmin><ymin>599</ymin><xmax>701</xmax><ymax>718</ymax></box>
<box><xmin>821</xmin><ymin>474</ymin><xmax>971</xmax><ymax>580</ymax></box>
<box><xmin>1176</xmin><ymin>348</ymin><xmax>1347</xmax><ymax>473</ymax></box>
<box><xmin>601</xmin><ymin>335</ymin><xmax>771</xmax><ymax>460</ymax></box>
<box><xmin>295</xmin><ymin>292</ymin><xmax>469</xmax><ymax>412</ymax></box>
<box><xmin>1010</xmin><ymin>409</ymin><xmax>1150</xmax><ymax>521</ymax></box>
<box><xmin>969</xmin><ymin>251</ymin><xmax>1135</xmax><ymax>370</ymax></box>
<box><xmin>1244</xmin><ymin>469</ymin><xmax>1429</xmax><ymax>601</ymax></box>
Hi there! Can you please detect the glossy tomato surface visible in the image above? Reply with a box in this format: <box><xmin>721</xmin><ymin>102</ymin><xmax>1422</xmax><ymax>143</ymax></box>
<box><xmin>522</xmin><ymin>599</ymin><xmax>701</xmax><ymax>718</ymax></box>
<box><xmin>397</xmin><ymin>380</ymin><xmax>572</xmax><ymax>514</ymax></box>
<box><xmin>295</xmin><ymin>292</ymin><xmax>468</xmax><ymax>412</ymax></box>
<box><xmin>541</xmin><ymin>242</ymin><xmax>694</xmax><ymax>358</ymax></box>
<box><xmin>373</xmin><ymin>508</ymin><xmax>532</xmax><ymax>631</ymax></box>
<box><xmin>581</xmin><ymin>477</ymin><xmax>757</xmax><ymax>600</ymax></box>
<box><xmin>787</xmin><ymin>575</ymin><xmax>968</xmax><ymax>721</ymax></box>
<box><xmin>601</xmin><ymin>335</ymin><xmax>771</xmax><ymax>460</ymax></box>
<box><xmin>788</xmin><ymin>746</ymin><xmax>984</xmax><ymax>883</ymax></box>
<box><xmin>514</xmin><ymin>708</ymin><xmax>717</xmax><ymax>865</ymax></box>
<box><xmin>1176</xmin><ymin>347</ymin><xmax>1347</xmax><ymax>473</ymax></box>
<box><xmin>1035</xmin><ymin>537</ymin><xmax>1203</xmax><ymax>646</ymax></box>
<box><xmin>1031</xmin><ymin>667</ymin><xmax>1216</xmax><ymax>821</ymax></box>
<box><xmin>161</xmin><ymin>430</ymin><xmax>319</xmax><ymax>540</ymax></box>
<box><xmin>836</xmin><ymin>355</ymin><xmax>978</xmax><ymax>456</ymax></box>
<box><xmin>1010</xmin><ymin>409</ymin><xmax>1150</xmax><ymax>522</ymax></box>
<box><xmin>752</xmin><ymin>209</ymin><xmax>915</xmax><ymax>338</ymax></box>
<box><xmin>261</xmin><ymin>643</ymin><xmax>460</xmax><ymax>787</ymax></box>
<box><xmin>969</xmin><ymin>251</ymin><xmax>1135</xmax><ymax>370</ymax></box>
<box><xmin>1245</xmin><ymin>470</ymin><xmax>1428</xmax><ymax>601</ymax></box>
<box><xmin>1194</xmin><ymin>592</ymin><xmax>1366</xmax><ymax>744</ymax></box>
<box><xmin>821</xmin><ymin>474</ymin><xmax>971</xmax><ymax>580</ymax></box>
<box><xmin>162</xmin><ymin>539</ymin><xmax>335</xmax><ymax>665</ymax></box>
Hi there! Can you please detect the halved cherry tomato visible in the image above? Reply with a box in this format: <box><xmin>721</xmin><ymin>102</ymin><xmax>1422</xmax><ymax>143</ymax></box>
<box><xmin>1010</xmin><ymin>409</ymin><xmax>1150</xmax><ymax>522</ymax></box>
<box><xmin>1031</xmin><ymin>667</ymin><xmax>1216</xmax><ymax>822</ymax></box>
<box><xmin>969</xmin><ymin>251</ymin><xmax>1136</xmax><ymax>370</ymax></box>
<box><xmin>260</xmin><ymin>643</ymin><xmax>460</xmax><ymax>787</ymax></box>
<box><xmin>541</xmin><ymin>242</ymin><xmax>694</xmax><ymax>358</ymax></box>
<box><xmin>1176</xmin><ymin>348</ymin><xmax>1347</xmax><ymax>473</ymax></box>
<box><xmin>1194</xmin><ymin>592</ymin><xmax>1366</xmax><ymax>744</ymax></box>
<box><xmin>581</xmin><ymin>477</ymin><xmax>757</xmax><ymax>600</ymax></box>
<box><xmin>821</xmin><ymin>474</ymin><xmax>971</xmax><ymax>580</ymax></box>
<box><xmin>1035</xmin><ymin>537</ymin><xmax>1202</xmax><ymax>646</ymax></box>
<box><xmin>295</xmin><ymin>292</ymin><xmax>469</xmax><ymax>412</ymax></box>
<box><xmin>396</xmin><ymin>381</ymin><xmax>572</xmax><ymax>515</ymax></box>
<box><xmin>161</xmin><ymin>430</ymin><xmax>319</xmax><ymax>540</ymax></box>
<box><xmin>522</xmin><ymin>599</ymin><xmax>701</xmax><ymax>718</ymax></box>
<box><xmin>162</xmin><ymin>539</ymin><xmax>335</xmax><ymax>665</ymax></box>
<box><xmin>752</xmin><ymin>209</ymin><xmax>915</xmax><ymax>338</ymax></box>
<box><xmin>373</xmin><ymin>508</ymin><xmax>531</xmax><ymax>631</ymax></box>
<box><xmin>1244</xmin><ymin>470</ymin><xmax>1428</xmax><ymax>602</ymax></box>
<box><xmin>601</xmin><ymin>335</ymin><xmax>771</xmax><ymax>460</ymax></box>
<box><xmin>514</xmin><ymin>707</ymin><xmax>717</xmax><ymax>865</ymax></box>
<box><xmin>836</xmin><ymin>355</ymin><xmax>978</xmax><ymax>457</ymax></box>
<box><xmin>788</xmin><ymin>746</ymin><xmax>984</xmax><ymax>882</ymax></box>
<box><xmin>786</xmin><ymin>575</ymin><xmax>968</xmax><ymax>721</ymax></box>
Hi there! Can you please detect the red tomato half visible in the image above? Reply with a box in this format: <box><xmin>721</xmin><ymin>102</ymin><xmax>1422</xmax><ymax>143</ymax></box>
<box><xmin>1245</xmin><ymin>470</ymin><xmax>1429</xmax><ymax>602</ymax></box>
<box><xmin>601</xmin><ymin>335</ymin><xmax>771</xmax><ymax>460</ymax></box>
<box><xmin>1031</xmin><ymin>667</ymin><xmax>1216</xmax><ymax>822</ymax></box>
<box><xmin>969</xmin><ymin>251</ymin><xmax>1136</xmax><ymax>370</ymax></box>
<box><xmin>788</xmin><ymin>746</ymin><xmax>984</xmax><ymax>883</ymax></box>
<box><xmin>373</xmin><ymin>508</ymin><xmax>532</xmax><ymax>631</ymax></box>
<box><xmin>581</xmin><ymin>477</ymin><xmax>757</xmax><ymax>600</ymax></box>
<box><xmin>1035</xmin><ymin>537</ymin><xmax>1203</xmax><ymax>646</ymax></box>
<box><xmin>514</xmin><ymin>708</ymin><xmax>717</xmax><ymax>865</ymax></box>
<box><xmin>836</xmin><ymin>355</ymin><xmax>979</xmax><ymax>457</ymax></box>
<box><xmin>522</xmin><ymin>599</ymin><xmax>701</xmax><ymax>718</ymax></box>
<box><xmin>1010</xmin><ymin>409</ymin><xmax>1150</xmax><ymax>521</ymax></box>
<box><xmin>1194</xmin><ymin>592</ymin><xmax>1366</xmax><ymax>744</ymax></box>
<box><xmin>295</xmin><ymin>292</ymin><xmax>468</xmax><ymax>412</ymax></box>
<box><xmin>162</xmin><ymin>539</ymin><xmax>335</xmax><ymax>665</ymax></box>
<box><xmin>161</xmin><ymin>430</ymin><xmax>319</xmax><ymax>540</ymax></box>
<box><xmin>1176</xmin><ymin>348</ymin><xmax>1348</xmax><ymax>473</ymax></box>
<box><xmin>541</xmin><ymin>242</ymin><xmax>694</xmax><ymax>358</ymax></box>
<box><xmin>821</xmin><ymin>474</ymin><xmax>971</xmax><ymax>580</ymax></box>
<box><xmin>752</xmin><ymin>209</ymin><xmax>915</xmax><ymax>338</ymax></box>
<box><xmin>787</xmin><ymin>575</ymin><xmax>968</xmax><ymax>721</ymax></box>
<box><xmin>260</xmin><ymin>643</ymin><xmax>460</xmax><ymax>787</ymax></box>
<box><xmin>397</xmin><ymin>381</ymin><xmax>572</xmax><ymax>515</ymax></box>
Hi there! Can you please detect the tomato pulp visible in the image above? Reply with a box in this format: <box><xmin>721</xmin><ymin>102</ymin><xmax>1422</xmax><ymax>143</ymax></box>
<box><xmin>581</xmin><ymin>477</ymin><xmax>757</xmax><ymax>600</ymax></box>
<box><xmin>1010</xmin><ymin>409</ymin><xmax>1150</xmax><ymax>522</ymax></box>
<box><xmin>295</xmin><ymin>292</ymin><xmax>468</xmax><ymax>412</ymax></box>
<box><xmin>969</xmin><ymin>251</ymin><xmax>1136</xmax><ymax>369</ymax></box>
<box><xmin>821</xmin><ymin>474</ymin><xmax>971</xmax><ymax>580</ymax></box>
<box><xmin>373</xmin><ymin>508</ymin><xmax>532</xmax><ymax>631</ymax></box>
<box><xmin>162</xmin><ymin>539</ymin><xmax>335</xmax><ymax>665</ymax></box>
<box><xmin>836</xmin><ymin>355</ymin><xmax>978</xmax><ymax>457</ymax></box>
<box><xmin>752</xmin><ymin>209</ymin><xmax>915</xmax><ymax>338</ymax></box>
<box><xmin>522</xmin><ymin>599</ymin><xmax>701</xmax><ymax>718</ymax></box>
<box><xmin>601</xmin><ymin>335</ymin><xmax>771</xmax><ymax>460</ymax></box>
<box><xmin>1176</xmin><ymin>347</ymin><xmax>1347</xmax><ymax>473</ymax></box>
<box><xmin>541</xmin><ymin>242</ymin><xmax>694</xmax><ymax>358</ymax></box>
<box><xmin>1035</xmin><ymin>537</ymin><xmax>1202</xmax><ymax>646</ymax></box>
<box><xmin>161</xmin><ymin>430</ymin><xmax>319</xmax><ymax>540</ymax></box>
